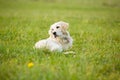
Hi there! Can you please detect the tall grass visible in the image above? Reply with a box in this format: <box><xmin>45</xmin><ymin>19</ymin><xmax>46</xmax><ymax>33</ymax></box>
<box><xmin>0</xmin><ymin>0</ymin><xmax>120</xmax><ymax>80</ymax></box>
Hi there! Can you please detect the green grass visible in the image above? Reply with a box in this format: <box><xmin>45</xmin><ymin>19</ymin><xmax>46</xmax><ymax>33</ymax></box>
<box><xmin>0</xmin><ymin>0</ymin><xmax>120</xmax><ymax>80</ymax></box>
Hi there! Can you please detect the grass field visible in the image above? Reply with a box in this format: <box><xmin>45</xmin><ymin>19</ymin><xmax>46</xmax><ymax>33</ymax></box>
<box><xmin>0</xmin><ymin>0</ymin><xmax>120</xmax><ymax>80</ymax></box>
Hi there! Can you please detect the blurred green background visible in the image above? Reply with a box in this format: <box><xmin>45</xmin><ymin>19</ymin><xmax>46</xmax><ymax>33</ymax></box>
<box><xmin>0</xmin><ymin>0</ymin><xmax>120</xmax><ymax>80</ymax></box>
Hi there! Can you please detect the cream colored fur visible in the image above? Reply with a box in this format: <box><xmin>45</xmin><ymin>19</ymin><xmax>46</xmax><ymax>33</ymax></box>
<box><xmin>34</xmin><ymin>21</ymin><xmax>73</xmax><ymax>52</ymax></box>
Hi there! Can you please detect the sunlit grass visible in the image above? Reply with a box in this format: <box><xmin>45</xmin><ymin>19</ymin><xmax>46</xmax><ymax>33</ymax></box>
<box><xmin>0</xmin><ymin>0</ymin><xmax>120</xmax><ymax>80</ymax></box>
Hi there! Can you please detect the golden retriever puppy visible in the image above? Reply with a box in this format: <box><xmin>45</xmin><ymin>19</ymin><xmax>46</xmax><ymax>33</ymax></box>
<box><xmin>34</xmin><ymin>21</ymin><xmax>73</xmax><ymax>52</ymax></box>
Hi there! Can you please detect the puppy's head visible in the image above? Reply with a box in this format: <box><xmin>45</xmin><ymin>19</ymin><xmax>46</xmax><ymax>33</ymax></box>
<box><xmin>49</xmin><ymin>21</ymin><xmax>69</xmax><ymax>38</ymax></box>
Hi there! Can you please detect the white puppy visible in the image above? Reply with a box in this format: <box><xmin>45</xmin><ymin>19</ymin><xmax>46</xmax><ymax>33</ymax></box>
<box><xmin>34</xmin><ymin>21</ymin><xmax>73</xmax><ymax>52</ymax></box>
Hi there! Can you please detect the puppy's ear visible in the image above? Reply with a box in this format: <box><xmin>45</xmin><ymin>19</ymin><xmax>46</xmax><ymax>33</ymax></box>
<box><xmin>61</xmin><ymin>21</ymin><xmax>69</xmax><ymax>30</ymax></box>
<box><xmin>48</xmin><ymin>28</ymin><xmax>54</xmax><ymax>38</ymax></box>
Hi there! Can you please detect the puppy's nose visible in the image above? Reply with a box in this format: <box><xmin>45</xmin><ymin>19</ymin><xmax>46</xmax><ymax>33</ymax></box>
<box><xmin>53</xmin><ymin>32</ymin><xmax>56</xmax><ymax>35</ymax></box>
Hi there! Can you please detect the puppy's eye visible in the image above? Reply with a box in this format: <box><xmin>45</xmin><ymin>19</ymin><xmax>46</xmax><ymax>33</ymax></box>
<box><xmin>52</xmin><ymin>29</ymin><xmax>54</xmax><ymax>31</ymax></box>
<box><xmin>56</xmin><ymin>26</ymin><xmax>60</xmax><ymax>29</ymax></box>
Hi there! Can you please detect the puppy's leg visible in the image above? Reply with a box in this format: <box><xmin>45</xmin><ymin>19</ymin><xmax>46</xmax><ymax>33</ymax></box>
<box><xmin>51</xmin><ymin>46</ymin><xmax>63</xmax><ymax>52</ymax></box>
<box><xmin>50</xmin><ymin>43</ymin><xmax>63</xmax><ymax>52</ymax></box>
<box><xmin>35</xmin><ymin>40</ymin><xmax>47</xmax><ymax>49</ymax></box>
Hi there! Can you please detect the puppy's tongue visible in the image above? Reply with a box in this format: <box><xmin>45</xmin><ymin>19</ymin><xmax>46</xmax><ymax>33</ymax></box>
<box><xmin>54</xmin><ymin>35</ymin><xmax>57</xmax><ymax>38</ymax></box>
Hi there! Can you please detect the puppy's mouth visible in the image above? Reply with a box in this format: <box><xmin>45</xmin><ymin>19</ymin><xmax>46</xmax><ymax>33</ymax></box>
<box><xmin>53</xmin><ymin>34</ymin><xmax>59</xmax><ymax>38</ymax></box>
<box><xmin>54</xmin><ymin>35</ymin><xmax>58</xmax><ymax>38</ymax></box>
<box><xmin>53</xmin><ymin>32</ymin><xmax>58</xmax><ymax>38</ymax></box>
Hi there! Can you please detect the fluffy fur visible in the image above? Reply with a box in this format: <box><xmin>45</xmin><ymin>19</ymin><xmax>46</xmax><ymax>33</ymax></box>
<box><xmin>34</xmin><ymin>21</ymin><xmax>73</xmax><ymax>52</ymax></box>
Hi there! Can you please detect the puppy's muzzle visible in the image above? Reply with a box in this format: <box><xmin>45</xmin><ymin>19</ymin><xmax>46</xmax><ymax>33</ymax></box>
<box><xmin>53</xmin><ymin>32</ymin><xmax>57</xmax><ymax>38</ymax></box>
<box><xmin>53</xmin><ymin>32</ymin><xmax>56</xmax><ymax>35</ymax></box>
